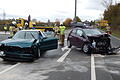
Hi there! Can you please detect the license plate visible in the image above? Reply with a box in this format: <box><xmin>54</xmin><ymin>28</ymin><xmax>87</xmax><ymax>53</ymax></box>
<box><xmin>0</xmin><ymin>51</ymin><xmax>5</xmax><ymax>56</ymax></box>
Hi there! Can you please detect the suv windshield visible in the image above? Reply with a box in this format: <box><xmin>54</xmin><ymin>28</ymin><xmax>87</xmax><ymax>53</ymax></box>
<box><xmin>83</xmin><ymin>29</ymin><xmax>102</xmax><ymax>36</ymax></box>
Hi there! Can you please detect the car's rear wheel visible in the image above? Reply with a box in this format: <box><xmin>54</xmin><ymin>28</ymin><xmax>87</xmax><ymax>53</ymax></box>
<box><xmin>67</xmin><ymin>40</ymin><xmax>72</xmax><ymax>48</ymax></box>
<box><xmin>82</xmin><ymin>43</ymin><xmax>92</xmax><ymax>54</ymax></box>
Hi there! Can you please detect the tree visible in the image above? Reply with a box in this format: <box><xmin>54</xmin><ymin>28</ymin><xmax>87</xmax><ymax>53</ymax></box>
<box><xmin>63</xmin><ymin>18</ymin><xmax>72</xmax><ymax>27</ymax></box>
<box><xmin>32</xmin><ymin>19</ymin><xmax>37</xmax><ymax>22</ymax></box>
<box><xmin>103</xmin><ymin>3</ymin><xmax>120</xmax><ymax>29</ymax></box>
<box><xmin>55</xmin><ymin>19</ymin><xmax>60</xmax><ymax>26</ymax></box>
<box><xmin>76</xmin><ymin>16</ymin><xmax>81</xmax><ymax>22</ymax></box>
<box><xmin>102</xmin><ymin>0</ymin><xmax>114</xmax><ymax>9</ymax></box>
<box><xmin>73</xmin><ymin>16</ymin><xmax>81</xmax><ymax>22</ymax></box>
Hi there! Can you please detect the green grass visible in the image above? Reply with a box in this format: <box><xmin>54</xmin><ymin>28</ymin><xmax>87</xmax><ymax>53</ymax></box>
<box><xmin>98</xmin><ymin>27</ymin><xmax>120</xmax><ymax>38</ymax></box>
<box><xmin>112</xmin><ymin>30</ymin><xmax>120</xmax><ymax>38</ymax></box>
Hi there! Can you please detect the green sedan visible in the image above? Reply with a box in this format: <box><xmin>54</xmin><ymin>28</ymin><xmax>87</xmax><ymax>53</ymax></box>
<box><xmin>0</xmin><ymin>30</ymin><xmax>58</xmax><ymax>61</ymax></box>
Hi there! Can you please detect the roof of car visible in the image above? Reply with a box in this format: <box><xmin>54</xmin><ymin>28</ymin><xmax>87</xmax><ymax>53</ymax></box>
<box><xmin>21</xmin><ymin>29</ymin><xmax>41</xmax><ymax>32</ymax></box>
<box><xmin>75</xmin><ymin>27</ymin><xmax>95</xmax><ymax>30</ymax></box>
<box><xmin>20</xmin><ymin>29</ymin><xmax>46</xmax><ymax>37</ymax></box>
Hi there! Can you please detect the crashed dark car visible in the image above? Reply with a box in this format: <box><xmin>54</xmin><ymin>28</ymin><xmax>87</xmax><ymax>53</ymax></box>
<box><xmin>0</xmin><ymin>30</ymin><xmax>58</xmax><ymax>61</ymax></box>
<box><xmin>67</xmin><ymin>28</ymin><xmax>112</xmax><ymax>54</ymax></box>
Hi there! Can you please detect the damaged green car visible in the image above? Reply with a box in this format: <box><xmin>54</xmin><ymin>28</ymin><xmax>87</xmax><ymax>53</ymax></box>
<box><xmin>0</xmin><ymin>30</ymin><xmax>58</xmax><ymax>61</ymax></box>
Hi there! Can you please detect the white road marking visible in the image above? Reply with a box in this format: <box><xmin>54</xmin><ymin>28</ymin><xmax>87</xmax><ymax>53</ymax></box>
<box><xmin>61</xmin><ymin>46</ymin><xmax>69</xmax><ymax>51</ymax></box>
<box><xmin>93</xmin><ymin>54</ymin><xmax>105</xmax><ymax>57</ymax></box>
<box><xmin>57</xmin><ymin>49</ymin><xmax>71</xmax><ymax>62</ymax></box>
<box><xmin>65</xmin><ymin>39</ymin><xmax>67</xmax><ymax>41</ymax></box>
<box><xmin>0</xmin><ymin>63</ymin><xmax>20</xmax><ymax>75</ymax></box>
<box><xmin>0</xmin><ymin>58</ymin><xmax>3</xmax><ymax>61</ymax></box>
<box><xmin>110</xmin><ymin>35</ymin><xmax>120</xmax><ymax>41</ymax></box>
<box><xmin>117</xmin><ymin>50</ymin><xmax>120</xmax><ymax>54</ymax></box>
<box><xmin>58</xmin><ymin>42</ymin><xmax>61</xmax><ymax>44</ymax></box>
<box><xmin>91</xmin><ymin>54</ymin><xmax>96</xmax><ymax>80</ymax></box>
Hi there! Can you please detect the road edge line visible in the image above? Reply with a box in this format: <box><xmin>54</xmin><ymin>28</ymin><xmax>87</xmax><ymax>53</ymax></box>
<box><xmin>0</xmin><ymin>63</ymin><xmax>20</xmax><ymax>75</ymax></box>
<box><xmin>110</xmin><ymin>35</ymin><xmax>120</xmax><ymax>41</ymax></box>
<box><xmin>91</xmin><ymin>54</ymin><xmax>96</xmax><ymax>80</ymax></box>
<box><xmin>57</xmin><ymin>49</ymin><xmax>71</xmax><ymax>62</ymax></box>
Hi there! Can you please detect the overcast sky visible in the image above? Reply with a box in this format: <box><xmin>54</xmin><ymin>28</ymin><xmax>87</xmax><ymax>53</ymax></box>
<box><xmin>0</xmin><ymin>0</ymin><xmax>119</xmax><ymax>22</ymax></box>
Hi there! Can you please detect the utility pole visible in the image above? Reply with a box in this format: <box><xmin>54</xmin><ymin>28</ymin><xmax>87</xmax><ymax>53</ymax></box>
<box><xmin>74</xmin><ymin>0</ymin><xmax>77</xmax><ymax>23</ymax></box>
<box><xmin>0</xmin><ymin>9</ymin><xmax>6</xmax><ymax>20</ymax></box>
<box><xmin>3</xmin><ymin>10</ymin><xmax>6</xmax><ymax>20</ymax></box>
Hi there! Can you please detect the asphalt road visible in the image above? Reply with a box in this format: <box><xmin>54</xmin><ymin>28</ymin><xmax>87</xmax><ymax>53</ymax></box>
<box><xmin>0</xmin><ymin>30</ymin><xmax>120</xmax><ymax>80</ymax></box>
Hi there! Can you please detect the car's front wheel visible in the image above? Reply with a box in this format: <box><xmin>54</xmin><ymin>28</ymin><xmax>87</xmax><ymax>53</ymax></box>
<box><xmin>82</xmin><ymin>43</ymin><xmax>92</xmax><ymax>54</ymax></box>
<box><xmin>67</xmin><ymin>40</ymin><xmax>72</xmax><ymax>48</ymax></box>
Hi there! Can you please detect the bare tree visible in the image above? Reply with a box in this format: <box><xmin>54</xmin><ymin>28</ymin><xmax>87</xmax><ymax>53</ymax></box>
<box><xmin>102</xmin><ymin>0</ymin><xmax>112</xmax><ymax>8</ymax></box>
<box><xmin>102</xmin><ymin>0</ymin><xmax>117</xmax><ymax>8</ymax></box>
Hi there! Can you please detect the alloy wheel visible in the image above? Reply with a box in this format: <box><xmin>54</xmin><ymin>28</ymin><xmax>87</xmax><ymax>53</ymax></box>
<box><xmin>83</xmin><ymin>44</ymin><xmax>89</xmax><ymax>53</ymax></box>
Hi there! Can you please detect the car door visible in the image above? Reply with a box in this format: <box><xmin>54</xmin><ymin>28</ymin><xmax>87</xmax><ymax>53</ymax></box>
<box><xmin>39</xmin><ymin>31</ymin><xmax>58</xmax><ymax>51</ymax></box>
<box><xmin>68</xmin><ymin>29</ymin><xmax>77</xmax><ymax>46</ymax></box>
<box><xmin>74</xmin><ymin>29</ymin><xmax>85</xmax><ymax>48</ymax></box>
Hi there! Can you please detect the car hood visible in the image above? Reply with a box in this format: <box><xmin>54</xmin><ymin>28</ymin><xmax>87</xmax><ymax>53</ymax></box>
<box><xmin>0</xmin><ymin>39</ymin><xmax>36</xmax><ymax>48</ymax></box>
<box><xmin>87</xmin><ymin>33</ymin><xmax>109</xmax><ymax>38</ymax></box>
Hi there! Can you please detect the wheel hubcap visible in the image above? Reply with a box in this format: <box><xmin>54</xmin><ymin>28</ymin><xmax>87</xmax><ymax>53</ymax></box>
<box><xmin>83</xmin><ymin>44</ymin><xmax>89</xmax><ymax>53</ymax></box>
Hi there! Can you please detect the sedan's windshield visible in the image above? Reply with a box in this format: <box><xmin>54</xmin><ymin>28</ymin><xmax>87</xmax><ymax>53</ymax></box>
<box><xmin>13</xmin><ymin>31</ymin><xmax>39</xmax><ymax>39</ymax></box>
<box><xmin>83</xmin><ymin>29</ymin><xmax>102</xmax><ymax>36</ymax></box>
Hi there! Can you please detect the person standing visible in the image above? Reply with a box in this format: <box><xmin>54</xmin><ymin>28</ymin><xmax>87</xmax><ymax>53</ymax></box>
<box><xmin>4</xmin><ymin>25</ymin><xmax>7</xmax><ymax>34</ymax></box>
<box><xmin>106</xmin><ymin>24</ymin><xmax>111</xmax><ymax>34</ymax></box>
<box><xmin>9</xmin><ymin>26</ymin><xmax>13</xmax><ymax>37</ymax></box>
<box><xmin>59</xmin><ymin>24</ymin><xmax>66</xmax><ymax>46</ymax></box>
<box><xmin>54</xmin><ymin>26</ymin><xmax>59</xmax><ymax>37</ymax></box>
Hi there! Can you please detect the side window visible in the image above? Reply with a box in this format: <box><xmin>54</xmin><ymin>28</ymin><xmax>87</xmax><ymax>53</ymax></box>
<box><xmin>25</xmin><ymin>32</ymin><xmax>33</xmax><ymax>39</ymax></box>
<box><xmin>25</xmin><ymin>31</ymin><xmax>38</xmax><ymax>39</ymax></box>
<box><xmin>76</xmin><ymin>30</ymin><xmax>83</xmax><ymax>36</ymax></box>
<box><xmin>72</xmin><ymin>29</ymin><xmax>76</xmax><ymax>34</ymax></box>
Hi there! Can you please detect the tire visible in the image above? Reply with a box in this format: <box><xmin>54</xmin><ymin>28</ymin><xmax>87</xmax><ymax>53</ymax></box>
<box><xmin>82</xmin><ymin>43</ymin><xmax>92</xmax><ymax>54</ymax></box>
<box><xmin>3</xmin><ymin>58</ymin><xmax>8</xmax><ymax>61</ymax></box>
<box><xmin>67</xmin><ymin>40</ymin><xmax>72</xmax><ymax>48</ymax></box>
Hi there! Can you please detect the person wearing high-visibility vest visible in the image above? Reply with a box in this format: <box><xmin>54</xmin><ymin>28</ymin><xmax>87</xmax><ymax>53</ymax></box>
<box><xmin>59</xmin><ymin>24</ymin><xmax>66</xmax><ymax>46</ymax></box>
<box><xmin>54</xmin><ymin>26</ymin><xmax>59</xmax><ymax>37</ymax></box>
<box><xmin>9</xmin><ymin>26</ymin><xmax>13</xmax><ymax>37</ymax></box>
<box><xmin>4</xmin><ymin>26</ymin><xmax>7</xmax><ymax>34</ymax></box>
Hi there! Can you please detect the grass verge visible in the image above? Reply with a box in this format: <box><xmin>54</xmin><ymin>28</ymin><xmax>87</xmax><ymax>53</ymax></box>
<box><xmin>112</xmin><ymin>30</ymin><xmax>120</xmax><ymax>38</ymax></box>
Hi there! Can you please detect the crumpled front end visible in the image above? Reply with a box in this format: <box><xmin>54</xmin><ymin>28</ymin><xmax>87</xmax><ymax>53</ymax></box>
<box><xmin>88</xmin><ymin>34</ymin><xmax>111</xmax><ymax>53</ymax></box>
<box><xmin>0</xmin><ymin>43</ymin><xmax>35</xmax><ymax>61</ymax></box>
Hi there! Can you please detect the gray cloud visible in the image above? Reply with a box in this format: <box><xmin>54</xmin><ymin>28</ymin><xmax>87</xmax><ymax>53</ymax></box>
<box><xmin>0</xmin><ymin>13</ymin><xmax>25</xmax><ymax>19</ymax></box>
<box><xmin>85</xmin><ymin>0</ymin><xmax>105</xmax><ymax>11</ymax></box>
